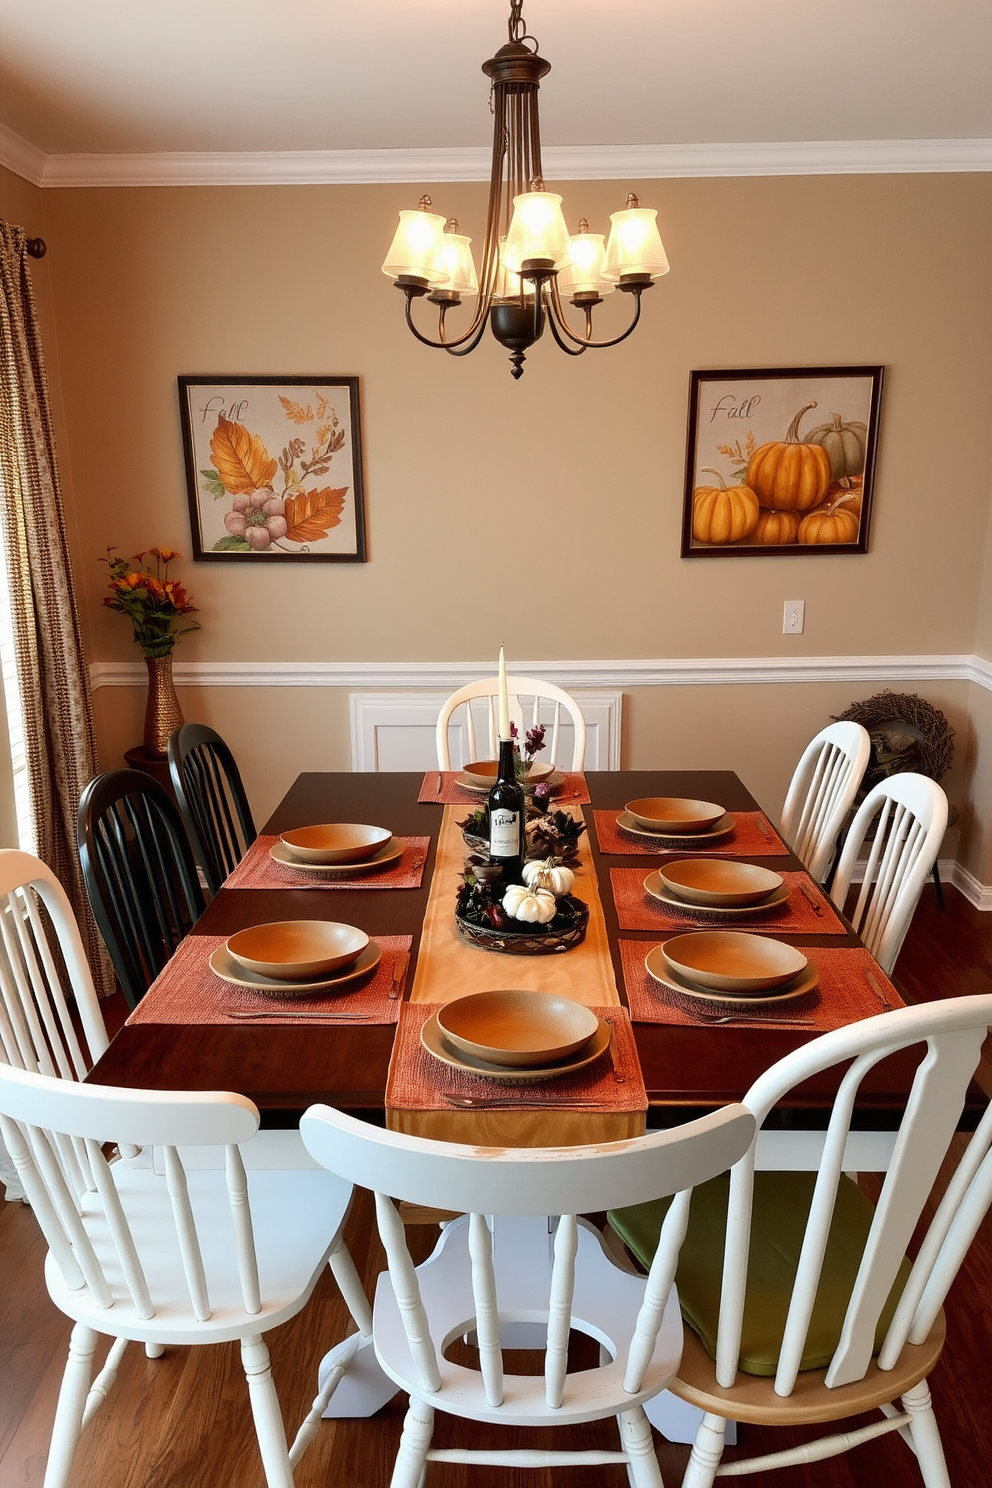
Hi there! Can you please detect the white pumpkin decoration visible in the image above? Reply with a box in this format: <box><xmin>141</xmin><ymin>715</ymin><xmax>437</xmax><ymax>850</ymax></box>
<box><xmin>521</xmin><ymin>858</ymin><xmax>575</xmax><ymax>897</ymax></box>
<box><xmin>502</xmin><ymin>884</ymin><xmax>557</xmax><ymax>924</ymax></box>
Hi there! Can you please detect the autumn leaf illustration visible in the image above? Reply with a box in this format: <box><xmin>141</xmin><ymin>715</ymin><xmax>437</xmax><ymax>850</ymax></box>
<box><xmin>209</xmin><ymin>416</ymin><xmax>277</xmax><ymax>495</ymax></box>
<box><xmin>284</xmin><ymin>487</ymin><xmax>347</xmax><ymax>543</ymax></box>
<box><xmin>279</xmin><ymin>395</ymin><xmax>314</xmax><ymax>425</ymax></box>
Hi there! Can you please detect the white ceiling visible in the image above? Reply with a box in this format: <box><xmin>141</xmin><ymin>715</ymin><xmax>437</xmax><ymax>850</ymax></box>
<box><xmin>0</xmin><ymin>0</ymin><xmax>990</xmax><ymax>162</ymax></box>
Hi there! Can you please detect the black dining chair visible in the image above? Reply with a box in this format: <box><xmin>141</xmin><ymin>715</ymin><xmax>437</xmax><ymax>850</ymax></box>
<box><xmin>78</xmin><ymin>769</ymin><xmax>206</xmax><ymax>1010</ymax></box>
<box><xmin>167</xmin><ymin>723</ymin><xmax>257</xmax><ymax>896</ymax></box>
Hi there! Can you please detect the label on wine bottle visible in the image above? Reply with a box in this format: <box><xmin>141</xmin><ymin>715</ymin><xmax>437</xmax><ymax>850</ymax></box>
<box><xmin>489</xmin><ymin>807</ymin><xmax>521</xmax><ymax>857</ymax></box>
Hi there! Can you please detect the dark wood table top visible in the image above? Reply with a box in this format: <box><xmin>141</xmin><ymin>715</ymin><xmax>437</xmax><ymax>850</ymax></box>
<box><xmin>86</xmin><ymin>769</ymin><xmax>921</xmax><ymax>1120</ymax></box>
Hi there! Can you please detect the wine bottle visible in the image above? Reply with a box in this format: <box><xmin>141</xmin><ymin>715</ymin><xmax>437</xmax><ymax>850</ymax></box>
<box><xmin>487</xmin><ymin>736</ymin><xmax>526</xmax><ymax>883</ymax></box>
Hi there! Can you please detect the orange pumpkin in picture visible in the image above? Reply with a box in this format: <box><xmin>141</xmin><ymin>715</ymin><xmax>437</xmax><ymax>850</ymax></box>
<box><xmin>798</xmin><ymin>495</ymin><xmax>861</xmax><ymax>545</ymax></box>
<box><xmin>752</xmin><ymin>508</ymin><xmax>799</xmax><ymax>545</ymax></box>
<box><xmin>692</xmin><ymin>467</ymin><xmax>760</xmax><ymax>545</ymax></box>
<box><xmin>746</xmin><ymin>401</ymin><xmax>832</xmax><ymax>512</ymax></box>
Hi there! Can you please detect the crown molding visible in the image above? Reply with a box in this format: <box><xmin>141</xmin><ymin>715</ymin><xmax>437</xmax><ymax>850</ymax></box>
<box><xmin>0</xmin><ymin>121</ymin><xmax>46</xmax><ymax>187</ymax></box>
<box><xmin>88</xmin><ymin>651</ymin><xmax>992</xmax><ymax>692</ymax></box>
<box><xmin>2</xmin><ymin>136</ymin><xmax>989</xmax><ymax>190</ymax></box>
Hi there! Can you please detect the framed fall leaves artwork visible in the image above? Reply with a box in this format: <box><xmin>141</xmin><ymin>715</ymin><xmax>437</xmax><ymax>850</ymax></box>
<box><xmin>178</xmin><ymin>376</ymin><xmax>366</xmax><ymax>561</ymax></box>
<box><xmin>681</xmin><ymin>366</ymin><xmax>883</xmax><ymax>557</ymax></box>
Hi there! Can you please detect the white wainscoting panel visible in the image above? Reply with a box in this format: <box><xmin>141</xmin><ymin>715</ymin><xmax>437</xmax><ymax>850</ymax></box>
<box><xmin>349</xmin><ymin>692</ymin><xmax>622</xmax><ymax>773</ymax></box>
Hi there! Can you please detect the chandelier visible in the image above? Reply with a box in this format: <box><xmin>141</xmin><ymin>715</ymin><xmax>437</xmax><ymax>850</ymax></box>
<box><xmin>380</xmin><ymin>0</ymin><xmax>670</xmax><ymax>379</ymax></box>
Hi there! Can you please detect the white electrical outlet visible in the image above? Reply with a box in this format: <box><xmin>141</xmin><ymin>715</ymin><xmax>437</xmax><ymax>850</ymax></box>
<box><xmin>783</xmin><ymin>600</ymin><xmax>805</xmax><ymax>635</ymax></box>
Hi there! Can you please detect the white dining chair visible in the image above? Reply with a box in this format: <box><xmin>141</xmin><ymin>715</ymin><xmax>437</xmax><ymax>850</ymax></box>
<box><xmin>435</xmin><ymin>674</ymin><xmax>587</xmax><ymax>771</ymax></box>
<box><xmin>300</xmin><ymin>1102</ymin><xmax>755</xmax><ymax>1488</ymax></box>
<box><xmin>0</xmin><ymin>1063</ymin><xmax>366</xmax><ymax>1488</ymax></box>
<box><xmin>830</xmin><ymin>771</ymin><xmax>948</xmax><ymax>975</ymax></box>
<box><xmin>609</xmin><ymin>995</ymin><xmax>992</xmax><ymax>1488</ymax></box>
<box><xmin>0</xmin><ymin>849</ymin><xmax>109</xmax><ymax>1201</ymax></box>
<box><xmin>779</xmin><ymin>721</ymin><xmax>871</xmax><ymax>883</ymax></box>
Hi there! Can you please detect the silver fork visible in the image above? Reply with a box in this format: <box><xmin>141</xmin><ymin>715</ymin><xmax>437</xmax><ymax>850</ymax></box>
<box><xmin>222</xmin><ymin>1007</ymin><xmax>373</xmax><ymax>1021</ymax></box>
<box><xmin>444</xmin><ymin>1095</ymin><xmax>607</xmax><ymax>1109</ymax></box>
<box><xmin>692</xmin><ymin>1013</ymin><xmax>817</xmax><ymax>1028</ymax></box>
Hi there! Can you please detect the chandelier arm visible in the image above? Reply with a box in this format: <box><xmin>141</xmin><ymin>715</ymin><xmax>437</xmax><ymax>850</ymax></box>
<box><xmin>546</xmin><ymin>278</ymin><xmax>647</xmax><ymax>349</ymax></box>
<box><xmin>402</xmin><ymin>291</ymin><xmax>493</xmax><ymax>352</ymax></box>
<box><xmin>544</xmin><ymin>303</ymin><xmax>588</xmax><ymax>357</ymax></box>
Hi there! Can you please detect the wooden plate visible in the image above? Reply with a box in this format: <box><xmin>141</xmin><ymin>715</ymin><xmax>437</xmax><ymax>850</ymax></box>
<box><xmin>644</xmin><ymin>872</ymin><xmax>791</xmax><ymax>918</ymax></box>
<box><xmin>269</xmin><ymin>837</ymin><xmax>405</xmax><ymax>877</ymax></box>
<box><xmin>625</xmin><ymin>796</ymin><xmax>726</xmax><ymax>833</ymax></box>
<box><xmin>644</xmin><ymin>946</ymin><xmax>819</xmax><ymax>1009</ymax></box>
<box><xmin>437</xmin><ymin>990</ymin><xmax>599</xmax><ymax>1068</ymax></box>
<box><xmin>420</xmin><ymin>1012</ymin><xmax>611</xmax><ymax>1084</ymax></box>
<box><xmin>462</xmin><ymin>760</ymin><xmax>555</xmax><ymax>789</ymax></box>
<box><xmin>658</xmin><ymin>858</ymin><xmax>784</xmax><ymax>907</ymax></box>
<box><xmin>279</xmin><ymin>823</ymin><xmax>392</xmax><ymax>864</ymax></box>
<box><xmin>208</xmin><ymin>939</ymin><xmax>382</xmax><ymax>996</ymax></box>
<box><xmin>661</xmin><ymin>930</ymin><xmax>807</xmax><ymax>992</ymax></box>
<box><xmin>616</xmin><ymin>811</ymin><xmax>736</xmax><ymax>845</ymax></box>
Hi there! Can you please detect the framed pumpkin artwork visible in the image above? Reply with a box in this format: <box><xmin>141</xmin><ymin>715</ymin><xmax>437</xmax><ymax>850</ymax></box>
<box><xmin>680</xmin><ymin>366</ymin><xmax>883</xmax><ymax>557</ymax></box>
<box><xmin>178</xmin><ymin>375</ymin><xmax>367</xmax><ymax>561</ymax></box>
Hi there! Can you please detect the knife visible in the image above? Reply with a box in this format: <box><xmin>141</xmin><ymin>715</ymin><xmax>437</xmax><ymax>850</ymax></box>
<box><xmin>435</xmin><ymin>773</ymin><xmax>443</xmax><ymax>794</ymax></box>
<box><xmin>865</xmin><ymin>967</ymin><xmax>893</xmax><ymax>1010</ymax></box>
<box><xmin>389</xmin><ymin>951</ymin><xmax>410</xmax><ymax>1000</ymax></box>
<box><xmin>754</xmin><ymin>815</ymin><xmax>771</xmax><ymax>840</ymax></box>
<box><xmin>604</xmin><ymin>1017</ymin><xmax>625</xmax><ymax>1083</ymax></box>
<box><xmin>799</xmin><ymin>881</ymin><xmax>824</xmax><ymax>917</ymax></box>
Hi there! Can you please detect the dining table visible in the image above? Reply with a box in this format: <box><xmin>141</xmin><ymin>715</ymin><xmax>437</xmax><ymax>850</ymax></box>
<box><xmin>86</xmin><ymin>767</ymin><xmax>929</xmax><ymax>1155</ymax></box>
<box><xmin>82</xmin><ymin>765</ymin><xmax>949</xmax><ymax>1434</ymax></box>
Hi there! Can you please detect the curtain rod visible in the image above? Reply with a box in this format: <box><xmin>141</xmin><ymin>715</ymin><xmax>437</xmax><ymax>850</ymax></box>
<box><xmin>26</xmin><ymin>237</ymin><xmax>47</xmax><ymax>259</ymax></box>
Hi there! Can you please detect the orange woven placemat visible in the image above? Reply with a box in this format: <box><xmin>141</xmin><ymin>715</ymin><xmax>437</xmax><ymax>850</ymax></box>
<box><xmin>620</xmin><ymin>940</ymin><xmax>903</xmax><ymax>1031</ymax></box>
<box><xmin>610</xmin><ymin>870</ymin><xmax>846</xmax><ymax>935</ymax></box>
<box><xmin>221</xmin><ymin>836</ymin><xmax>429</xmax><ymax>890</ymax></box>
<box><xmin>418</xmin><ymin>771</ymin><xmax>591</xmax><ymax>805</ymax></box>
<box><xmin>126</xmin><ymin>933</ymin><xmax>412</xmax><ymax>1025</ymax></box>
<box><xmin>594</xmin><ymin>810</ymin><xmax>789</xmax><ymax>857</ymax></box>
<box><xmin>386</xmin><ymin>1002</ymin><xmax>646</xmax><ymax>1112</ymax></box>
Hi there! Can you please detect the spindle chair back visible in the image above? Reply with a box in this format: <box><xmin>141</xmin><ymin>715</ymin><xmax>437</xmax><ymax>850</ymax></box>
<box><xmin>614</xmin><ymin>997</ymin><xmax>992</xmax><ymax>1488</ymax></box>
<box><xmin>779</xmin><ymin>721</ymin><xmax>871</xmax><ymax>883</ymax></box>
<box><xmin>436</xmin><ymin>674</ymin><xmax>587</xmax><ymax>771</ymax></box>
<box><xmin>301</xmin><ymin>1104</ymin><xmax>754</xmax><ymax>1488</ymax></box>
<box><xmin>0</xmin><ymin>1063</ymin><xmax>360</xmax><ymax>1488</ymax></box>
<box><xmin>78</xmin><ymin>769</ymin><xmax>205</xmax><ymax>1009</ymax></box>
<box><xmin>830</xmin><ymin>771</ymin><xmax>947</xmax><ymax>974</ymax></box>
<box><xmin>0</xmin><ymin>849</ymin><xmax>107</xmax><ymax>1079</ymax></box>
<box><xmin>168</xmin><ymin>722</ymin><xmax>257</xmax><ymax>896</ymax></box>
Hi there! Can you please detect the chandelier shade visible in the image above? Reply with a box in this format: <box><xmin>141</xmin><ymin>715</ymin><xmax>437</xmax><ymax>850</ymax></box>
<box><xmin>381</xmin><ymin>0</ymin><xmax>669</xmax><ymax>377</ymax></box>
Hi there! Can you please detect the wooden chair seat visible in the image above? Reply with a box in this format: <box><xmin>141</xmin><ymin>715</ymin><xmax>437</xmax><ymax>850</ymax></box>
<box><xmin>670</xmin><ymin>1310</ymin><xmax>945</xmax><ymax>1427</ymax></box>
<box><xmin>45</xmin><ymin>1165</ymin><xmax>354</xmax><ymax>1346</ymax></box>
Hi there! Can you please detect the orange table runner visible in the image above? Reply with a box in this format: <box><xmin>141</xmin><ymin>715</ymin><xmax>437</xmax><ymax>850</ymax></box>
<box><xmin>620</xmin><ymin>940</ymin><xmax>904</xmax><ymax>1032</ymax></box>
<box><xmin>393</xmin><ymin>805</ymin><xmax>637</xmax><ymax>1145</ymax></box>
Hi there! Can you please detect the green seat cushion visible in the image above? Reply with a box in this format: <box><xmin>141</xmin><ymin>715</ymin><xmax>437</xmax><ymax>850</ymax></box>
<box><xmin>608</xmin><ymin>1172</ymin><xmax>911</xmax><ymax>1377</ymax></box>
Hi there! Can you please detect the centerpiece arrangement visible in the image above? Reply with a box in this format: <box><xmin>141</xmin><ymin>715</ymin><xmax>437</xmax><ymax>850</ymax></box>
<box><xmin>101</xmin><ymin>546</ymin><xmax>200</xmax><ymax>759</ymax></box>
<box><xmin>453</xmin><ymin>647</ymin><xmax>589</xmax><ymax>954</ymax></box>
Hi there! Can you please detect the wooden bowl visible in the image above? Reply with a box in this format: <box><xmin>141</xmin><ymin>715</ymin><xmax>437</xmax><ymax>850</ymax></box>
<box><xmin>279</xmin><ymin>823</ymin><xmax>392</xmax><ymax>864</ymax></box>
<box><xmin>462</xmin><ymin>759</ymin><xmax>555</xmax><ymax>789</ymax></box>
<box><xmin>226</xmin><ymin>921</ymin><xmax>369</xmax><ymax>981</ymax></box>
<box><xmin>436</xmin><ymin>990</ymin><xmax>599</xmax><ymax>1068</ymax></box>
<box><xmin>625</xmin><ymin>797</ymin><xmax>726</xmax><ymax>833</ymax></box>
<box><xmin>660</xmin><ymin>931</ymin><xmax>807</xmax><ymax>993</ymax></box>
<box><xmin>659</xmin><ymin>860</ymin><xmax>784</xmax><ymax>907</ymax></box>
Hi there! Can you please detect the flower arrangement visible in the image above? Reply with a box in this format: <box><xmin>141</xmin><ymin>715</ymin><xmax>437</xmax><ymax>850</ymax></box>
<box><xmin>101</xmin><ymin>547</ymin><xmax>200</xmax><ymax>658</ymax></box>
<box><xmin>455</xmin><ymin>851</ymin><xmax>588</xmax><ymax>950</ymax></box>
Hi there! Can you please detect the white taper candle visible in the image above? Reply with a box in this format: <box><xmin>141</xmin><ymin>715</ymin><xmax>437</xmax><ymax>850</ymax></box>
<box><xmin>498</xmin><ymin>645</ymin><xmax>510</xmax><ymax>741</ymax></box>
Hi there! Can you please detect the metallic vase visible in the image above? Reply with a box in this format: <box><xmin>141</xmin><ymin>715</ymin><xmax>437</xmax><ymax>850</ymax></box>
<box><xmin>142</xmin><ymin>653</ymin><xmax>183</xmax><ymax>759</ymax></box>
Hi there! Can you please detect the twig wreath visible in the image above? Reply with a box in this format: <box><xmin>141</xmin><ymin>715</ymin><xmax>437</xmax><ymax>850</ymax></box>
<box><xmin>832</xmin><ymin>690</ymin><xmax>955</xmax><ymax>793</ymax></box>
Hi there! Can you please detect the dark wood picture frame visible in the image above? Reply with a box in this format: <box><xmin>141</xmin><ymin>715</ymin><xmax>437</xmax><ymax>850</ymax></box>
<box><xmin>681</xmin><ymin>365</ymin><xmax>883</xmax><ymax>558</ymax></box>
<box><xmin>178</xmin><ymin>375</ymin><xmax>367</xmax><ymax>562</ymax></box>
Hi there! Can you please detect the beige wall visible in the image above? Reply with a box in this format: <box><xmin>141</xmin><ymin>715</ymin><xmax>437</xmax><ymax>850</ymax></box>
<box><xmin>10</xmin><ymin>170</ymin><xmax>992</xmax><ymax>870</ymax></box>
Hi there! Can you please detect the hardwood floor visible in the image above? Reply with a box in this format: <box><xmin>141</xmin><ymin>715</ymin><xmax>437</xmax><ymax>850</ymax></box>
<box><xmin>2</xmin><ymin>884</ymin><xmax>990</xmax><ymax>1488</ymax></box>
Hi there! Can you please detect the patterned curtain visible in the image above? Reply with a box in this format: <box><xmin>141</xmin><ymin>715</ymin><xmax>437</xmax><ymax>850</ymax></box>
<box><xmin>0</xmin><ymin>220</ymin><xmax>109</xmax><ymax>992</ymax></box>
